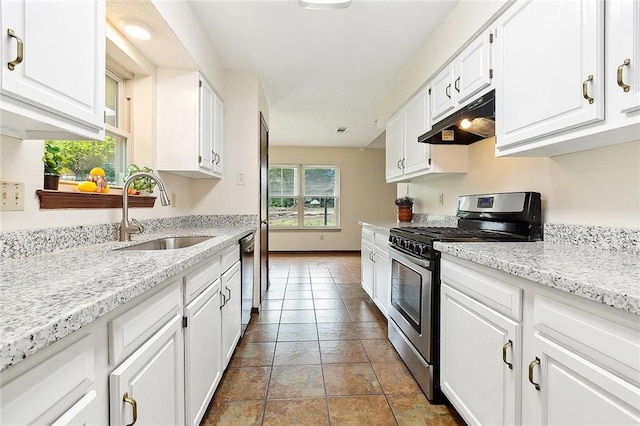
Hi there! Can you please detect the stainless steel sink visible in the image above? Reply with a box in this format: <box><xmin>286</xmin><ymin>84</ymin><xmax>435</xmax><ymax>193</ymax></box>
<box><xmin>115</xmin><ymin>236</ymin><xmax>213</xmax><ymax>251</ymax></box>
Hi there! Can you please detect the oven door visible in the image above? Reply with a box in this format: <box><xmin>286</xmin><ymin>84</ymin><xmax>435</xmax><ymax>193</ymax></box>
<box><xmin>388</xmin><ymin>246</ymin><xmax>434</xmax><ymax>362</ymax></box>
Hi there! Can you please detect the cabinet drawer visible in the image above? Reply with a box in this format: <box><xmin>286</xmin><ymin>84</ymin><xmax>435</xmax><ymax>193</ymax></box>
<box><xmin>109</xmin><ymin>281</ymin><xmax>182</xmax><ymax>365</ymax></box>
<box><xmin>221</xmin><ymin>244</ymin><xmax>240</xmax><ymax>273</ymax></box>
<box><xmin>533</xmin><ymin>295</ymin><xmax>640</xmax><ymax>380</ymax></box>
<box><xmin>441</xmin><ymin>258</ymin><xmax>522</xmax><ymax>321</ymax></box>
<box><xmin>0</xmin><ymin>334</ymin><xmax>95</xmax><ymax>425</ymax></box>
<box><xmin>184</xmin><ymin>257</ymin><xmax>220</xmax><ymax>304</ymax></box>
<box><xmin>374</xmin><ymin>232</ymin><xmax>389</xmax><ymax>252</ymax></box>
<box><xmin>362</xmin><ymin>227</ymin><xmax>375</xmax><ymax>244</ymax></box>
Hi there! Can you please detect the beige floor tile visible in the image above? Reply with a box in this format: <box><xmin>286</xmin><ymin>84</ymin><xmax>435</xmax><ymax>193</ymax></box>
<box><xmin>263</xmin><ymin>398</ymin><xmax>329</xmax><ymax>426</ymax></box>
<box><xmin>273</xmin><ymin>341</ymin><xmax>321</xmax><ymax>365</ymax></box>
<box><xmin>243</xmin><ymin>324</ymin><xmax>279</xmax><ymax>343</ymax></box>
<box><xmin>267</xmin><ymin>365</ymin><xmax>326</xmax><ymax>399</ymax></box>
<box><xmin>277</xmin><ymin>323</ymin><xmax>318</xmax><ymax>341</ymax></box>
<box><xmin>322</xmin><ymin>363</ymin><xmax>382</xmax><ymax>396</ymax></box>
<box><xmin>361</xmin><ymin>339</ymin><xmax>402</xmax><ymax>363</ymax></box>
<box><xmin>319</xmin><ymin>340</ymin><xmax>368</xmax><ymax>364</ymax></box>
<box><xmin>228</xmin><ymin>342</ymin><xmax>275</xmax><ymax>367</ymax></box>
<box><xmin>317</xmin><ymin>322</ymin><xmax>360</xmax><ymax>340</ymax></box>
<box><xmin>201</xmin><ymin>399</ymin><xmax>264</xmax><ymax>426</ymax></box>
<box><xmin>327</xmin><ymin>395</ymin><xmax>396</xmax><ymax>426</ymax></box>
<box><xmin>215</xmin><ymin>367</ymin><xmax>271</xmax><ymax>400</ymax></box>
<box><xmin>387</xmin><ymin>393</ymin><xmax>466</xmax><ymax>426</ymax></box>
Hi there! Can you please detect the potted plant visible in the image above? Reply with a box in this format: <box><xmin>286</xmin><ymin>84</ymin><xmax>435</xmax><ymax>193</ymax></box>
<box><xmin>42</xmin><ymin>142</ymin><xmax>68</xmax><ymax>190</ymax></box>
<box><xmin>123</xmin><ymin>164</ymin><xmax>157</xmax><ymax>194</ymax></box>
<box><xmin>395</xmin><ymin>195</ymin><xmax>414</xmax><ymax>222</ymax></box>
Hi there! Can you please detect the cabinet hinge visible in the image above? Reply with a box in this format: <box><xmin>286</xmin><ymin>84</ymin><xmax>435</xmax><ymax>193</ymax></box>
<box><xmin>489</xmin><ymin>69</ymin><xmax>494</xmax><ymax>79</ymax></box>
<box><xmin>428</xmin><ymin>88</ymin><xmax>432</xmax><ymax>96</ymax></box>
<box><xmin>199</xmin><ymin>80</ymin><xmax>203</xmax><ymax>88</ymax></box>
<box><xmin>182</xmin><ymin>316</ymin><xmax>188</xmax><ymax>328</ymax></box>
<box><xmin>199</xmin><ymin>155</ymin><xmax>202</xmax><ymax>163</ymax></box>
<box><xmin>428</xmin><ymin>158</ymin><xmax>431</xmax><ymax>166</ymax></box>
<box><xmin>489</xmin><ymin>32</ymin><xmax>494</xmax><ymax>43</ymax></box>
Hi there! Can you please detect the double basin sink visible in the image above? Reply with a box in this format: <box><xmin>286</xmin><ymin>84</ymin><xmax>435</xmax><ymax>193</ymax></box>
<box><xmin>116</xmin><ymin>236</ymin><xmax>213</xmax><ymax>251</ymax></box>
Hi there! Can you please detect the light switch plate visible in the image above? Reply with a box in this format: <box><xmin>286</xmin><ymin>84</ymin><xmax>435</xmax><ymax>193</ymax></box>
<box><xmin>1</xmin><ymin>181</ymin><xmax>25</xmax><ymax>211</ymax></box>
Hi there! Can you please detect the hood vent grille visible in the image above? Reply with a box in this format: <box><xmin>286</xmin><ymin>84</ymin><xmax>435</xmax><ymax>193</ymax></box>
<box><xmin>418</xmin><ymin>90</ymin><xmax>495</xmax><ymax>145</ymax></box>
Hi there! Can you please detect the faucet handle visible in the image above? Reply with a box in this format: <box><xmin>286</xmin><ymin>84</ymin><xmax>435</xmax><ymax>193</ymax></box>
<box><xmin>130</xmin><ymin>218</ymin><xmax>144</xmax><ymax>234</ymax></box>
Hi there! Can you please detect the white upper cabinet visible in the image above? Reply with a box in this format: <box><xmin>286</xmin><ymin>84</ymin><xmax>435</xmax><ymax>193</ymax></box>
<box><xmin>431</xmin><ymin>29</ymin><xmax>493</xmax><ymax>123</ymax></box>
<box><xmin>157</xmin><ymin>69</ymin><xmax>224</xmax><ymax>179</ymax></box>
<box><xmin>608</xmin><ymin>0</ymin><xmax>640</xmax><ymax>115</ymax></box>
<box><xmin>495</xmin><ymin>0</ymin><xmax>604</xmax><ymax>152</ymax></box>
<box><xmin>385</xmin><ymin>87</ymin><xmax>468</xmax><ymax>183</ymax></box>
<box><xmin>0</xmin><ymin>0</ymin><xmax>105</xmax><ymax>140</ymax></box>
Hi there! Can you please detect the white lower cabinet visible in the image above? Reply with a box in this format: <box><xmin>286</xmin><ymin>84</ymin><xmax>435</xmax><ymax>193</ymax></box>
<box><xmin>441</xmin><ymin>255</ymin><xmax>640</xmax><ymax>426</ymax></box>
<box><xmin>441</xmin><ymin>284</ymin><xmax>520</xmax><ymax>426</ymax></box>
<box><xmin>360</xmin><ymin>226</ymin><xmax>390</xmax><ymax>318</ymax></box>
<box><xmin>184</xmin><ymin>279</ymin><xmax>222</xmax><ymax>426</ymax></box>
<box><xmin>221</xmin><ymin>261</ymin><xmax>242</xmax><ymax>369</ymax></box>
<box><xmin>109</xmin><ymin>314</ymin><xmax>185</xmax><ymax>426</ymax></box>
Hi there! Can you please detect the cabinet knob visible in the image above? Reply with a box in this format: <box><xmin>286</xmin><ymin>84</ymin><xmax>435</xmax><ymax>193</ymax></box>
<box><xmin>582</xmin><ymin>75</ymin><xmax>594</xmax><ymax>104</ymax></box>
<box><xmin>528</xmin><ymin>357</ymin><xmax>541</xmax><ymax>391</ymax></box>
<box><xmin>123</xmin><ymin>392</ymin><xmax>138</xmax><ymax>426</ymax></box>
<box><xmin>617</xmin><ymin>59</ymin><xmax>631</xmax><ymax>93</ymax></box>
<box><xmin>7</xmin><ymin>29</ymin><xmax>24</xmax><ymax>71</ymax></box>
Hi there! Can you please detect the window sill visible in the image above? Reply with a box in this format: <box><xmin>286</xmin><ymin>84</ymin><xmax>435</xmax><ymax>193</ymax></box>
<box><xmin>269</xmin><ymin>227</ymin><xmax>341</xmax><ymax>232</ymax></box>
<box><xmin>36</xmin><ymin>190</ymin><xmax>156</xmax><ymax>209</ymax></box>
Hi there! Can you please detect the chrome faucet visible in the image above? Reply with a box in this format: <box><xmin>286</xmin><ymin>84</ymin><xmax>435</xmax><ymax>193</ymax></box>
<box><xmin>120</xmin><ymin>172</ymin><xmax>171</xmax><ymax>241</ymax></box>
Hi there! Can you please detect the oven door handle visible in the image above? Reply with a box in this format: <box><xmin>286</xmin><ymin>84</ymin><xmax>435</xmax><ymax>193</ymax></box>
<box><xmin>389</xmin><ymin>246</ymin><xmax>431</xmax><ymax>269</ymax></box>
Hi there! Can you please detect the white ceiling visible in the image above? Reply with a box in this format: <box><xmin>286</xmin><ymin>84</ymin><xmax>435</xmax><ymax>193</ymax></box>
<box><xmin>108</xmin><ymin>0</ymin><xmax>459</xmax><ymax>148</ymax></box>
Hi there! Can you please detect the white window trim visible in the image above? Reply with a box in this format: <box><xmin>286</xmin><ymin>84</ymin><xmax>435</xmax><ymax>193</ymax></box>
<box><xmin>269</xmin><ymin>164</ymin><xmax>340</xmax><ymax>230</ymax></box>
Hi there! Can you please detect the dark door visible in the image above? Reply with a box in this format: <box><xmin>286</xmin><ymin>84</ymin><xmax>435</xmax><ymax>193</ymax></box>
<box><xmin>259</xmin><ymin>112</ymin><xmax>269</xmax><ymax>306</ymax></box>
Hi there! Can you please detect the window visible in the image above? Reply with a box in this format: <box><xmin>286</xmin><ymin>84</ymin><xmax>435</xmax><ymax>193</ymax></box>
<box><xmin>269</xmin><ymin>165</ymin><xmax>339</xmax><ymax>228</ymax></box>
<box><xmin>46</xmin><ymin>71</ymin><xmax>130</xmax><ymax>186</ymax></box>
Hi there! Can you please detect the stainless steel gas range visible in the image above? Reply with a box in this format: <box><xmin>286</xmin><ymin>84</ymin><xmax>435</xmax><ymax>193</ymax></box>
<box><xmin>387</xmin><ymin>191</ymin><xmax>542</xmax><ymax>402</ymax></box>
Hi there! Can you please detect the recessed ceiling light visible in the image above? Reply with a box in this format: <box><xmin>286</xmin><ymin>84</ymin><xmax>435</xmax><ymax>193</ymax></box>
<box><xmin>299</xmin><ymin>0</ymin><xmax>352</xmax><ymax>10</ymax></box>
<box><xmin>122</xmin><ymin>21</ymin><xmax>153</xmax><ymax>40</ymax></box>
<box><xmin>460</xmin><ymin>118</ymin><xmax>472</xmax><ymax>129</ymax></box>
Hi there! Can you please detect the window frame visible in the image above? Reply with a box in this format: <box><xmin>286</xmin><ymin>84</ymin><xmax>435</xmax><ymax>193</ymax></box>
<box><xmin>268</xmin><ymin>164</ymin><xmax>340</xmax><ymax>230</ymax></box>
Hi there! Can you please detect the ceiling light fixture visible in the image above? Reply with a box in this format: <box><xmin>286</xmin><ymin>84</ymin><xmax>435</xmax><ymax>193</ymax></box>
<box><xmin>122</xmin><ymin>21</ymin><xmax>153</xmax><ymax>40</ymax></box>
<box><xmin>460</xmin><ymin>118</ymin><xmax>472</xmax><ymax>129</ymax></box>
<box><xmin>299</xmin><ymin>0</ymin><xmax>352</xmax><ymax>10</ymax></box>
<box><xmin>336</xmin><ymin>127</ymin><xmax>348</xmax><ymax>133</ymax></box>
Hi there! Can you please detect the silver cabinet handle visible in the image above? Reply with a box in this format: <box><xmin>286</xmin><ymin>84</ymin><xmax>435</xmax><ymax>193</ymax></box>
<box><xmin>226</xmin><ymin>286</ymin><xmax>231</xmax><ymax>300</ymax></box>
<box><xmin>220</xmin><ymin>291</ymin><xmax>227</xmax><ymax>309</ymax></box>
<box><xmin>445</xmin><ymin>83</ymin><xmax>451</xmax><ymax>99</ymax></box>
<box><xmin>215</xmin><ymin>153</ymin><xmax>221</xmax><ymax>165</ymax></box>
<box><xmin>397</xmin><ymin>159</ymin><xmax>402</xmax><ymax>170</ymax></box>
<box><xmin>7</xmin><ymin>29</ymin><xmax>24</xmax><ymax>70</ymax></box>
<box><xmin>401</xmin><ymin>158</ymin><xmax>405</xmax><ymax>169</ymax></box>
<box><xmin>123</xmin><ymin>392</ymin><xmax>138</xmax><ymax>426</ymax></box>
<box><xmin>211</xmin><ymin>151</ymin><xmax>215</xmax><ymax>163</ymax></box>
<box><xmin>528</xmin><ymin>357</ymin><xmax>541</xmax><ymax>391</ymax></box>
<box><xmin>454</xmin><ymin>77</ymin><xmax>461</xmax><ymax>93</ymax></box>
<box><xmin>617</xmin><ymin>59</ymin><xmax>630</xmax><ymax>93</ymax></box>
<box><xmin>502</xmin><ymin>340</ymin><xmax>513</xmax><ymax>370</ymax></box>
<box><xmin>582</xmin><ymin>75</ymin><xmax>594</xmax><ymax>104</ymax></box>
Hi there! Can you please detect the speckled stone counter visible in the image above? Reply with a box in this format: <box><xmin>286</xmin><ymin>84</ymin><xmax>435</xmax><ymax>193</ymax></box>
<box><xmin>0</xmin><ymin>222</ymin><xmax>255</xmax><ymax>372</ymax></box>
<box><xmin>434</xmin><ymin>241</ymin><xmax>640</xmax><ymax>316</ymax></box>
<box><xmin>359</xmin><ymin>214</ymin><xmax>458</xmax><ymax>233</ymax></box>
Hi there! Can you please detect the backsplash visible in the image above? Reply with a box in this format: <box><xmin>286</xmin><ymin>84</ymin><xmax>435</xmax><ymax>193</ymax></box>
<box><xmin>0</xmin><ymin>215</ymin><xmax>258</xmax><ymax>259</ymax></box>
<box><xmin>544</xmin><ymin>223</ymin><xmax>640</xmax><ymax>254</ymax></box>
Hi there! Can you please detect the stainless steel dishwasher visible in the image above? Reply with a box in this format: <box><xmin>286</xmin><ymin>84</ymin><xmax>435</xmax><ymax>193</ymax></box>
<box><xmin>239</xmin><ymin>232</ymin><xmax>255</xmax><ymax>337</ymax></box>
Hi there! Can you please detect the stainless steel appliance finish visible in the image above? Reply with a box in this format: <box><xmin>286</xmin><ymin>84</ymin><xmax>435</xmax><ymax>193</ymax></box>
<box><xmin>418</xmin><ymin>90</ymin><xmax>495</xmax><ymax>145</ymax></box>
<box><xmin>387</xmin><ymin>191</ymin><xmax>542</xmax><ymax>403</ymax></box>
<box><xmin>240</xmin><ymin>232</ymin><xmax>255</xmax><ymax>337</ymax></box>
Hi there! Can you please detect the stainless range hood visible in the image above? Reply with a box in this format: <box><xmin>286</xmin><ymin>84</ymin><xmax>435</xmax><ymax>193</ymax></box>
<box><xmin>418</xmin><ymin>90</ymin><xmax>495</xmax><ymax>145</ymax></box>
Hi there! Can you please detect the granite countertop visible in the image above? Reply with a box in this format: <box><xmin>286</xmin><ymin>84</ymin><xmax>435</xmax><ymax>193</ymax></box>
<box><xmin>435</xmin><ymin>241</ymin><xmax>640</xmax><ymax>316</ymax></box>
<box><xmin>0</xmin><ymin>224</ymin><xmax>255</xmax><ymax>372</ymax></box>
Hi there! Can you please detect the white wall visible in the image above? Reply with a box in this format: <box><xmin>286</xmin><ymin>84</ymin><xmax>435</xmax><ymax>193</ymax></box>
<box><xmin>405</xmin><ymin>138</ymin><xmax>640</xmax><ymax>228</ymax></box>
<box><xmin>268</xmin><ymin>147</ymin><xmax>397</xmax><ymax>251</ymax></box>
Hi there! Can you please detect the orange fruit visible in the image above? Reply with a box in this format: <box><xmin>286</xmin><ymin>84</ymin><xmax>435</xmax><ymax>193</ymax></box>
<box><xmin>96</xmin><ymin>185</ymin><xmax>110</xmax><ymax>194</ymax></box>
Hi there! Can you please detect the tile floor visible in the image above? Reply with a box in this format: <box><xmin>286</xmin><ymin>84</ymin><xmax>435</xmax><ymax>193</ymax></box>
<box><xmin>201</xmin><ymin>252</ymin><xmax>465</xmax><ymax>426</ymax></box>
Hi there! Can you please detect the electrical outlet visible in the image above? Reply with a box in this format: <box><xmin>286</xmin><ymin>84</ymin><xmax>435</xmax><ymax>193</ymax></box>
<box><xmin>1</xmin><ymin>181</ymin><xmax>25</xmax><ymax>211</ymax></box>
<box><xmin>320</xmin><ymin>234</ymin><xmax>324</xmax><ymax>241</ymax></box>
<box><xmin>170</xmin><ymin>193</ymin><xmax>177</xmax><ymax>208</ymax></box>
<box><xmin>439</xmin><ymin>193</ymin><xmax>444</xmax><ymax>206</ymax></box>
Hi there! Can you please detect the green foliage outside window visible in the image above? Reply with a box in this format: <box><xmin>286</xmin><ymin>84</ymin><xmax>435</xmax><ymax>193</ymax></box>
<box><xmin>45</xmin><ymin>136</ymin><xmax>118</xmax><ymax>184</ymax></box>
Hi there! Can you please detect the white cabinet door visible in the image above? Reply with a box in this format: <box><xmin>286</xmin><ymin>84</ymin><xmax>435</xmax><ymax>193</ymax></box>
<box><xmin>430</xmin><ymin>65</ymin><xmax>455</xmax><ymax>122</ymax></box>
<box><xmin>609</xmin><ymin>0</ymin><xmax>640</xmax><ymax>115</ymax></box>
<box><xmin>212</xmin><ymin>94</ymin><xmax>224</xmax><ymax>176</ymax></box>
<box><xmin>441</xmin><ymin>284</ymin><xmax>521</xmax><ymax>426</ymax></box>
<box><xmin>184</xmin><ymin>280</ymin><xmax>222</xmax><ymax>426</ymax></box>
<box><xmin>522</xmin><ymin>334</ymin><xmax>640</xmax><ymax>426</ymax></box>
<box><xmin>0</xmin><ymin>0</ymin><xmax>105</xmax><ymax>140</ymax></box>
<box><xmin>385</xmin><ymin>112</ymin><xmax>404</xmax><ymax>181</ymax></box>
<box><xmin>373</xmin><ymin>247</ymin><xmax>389</xmax><ymax>318</ymax></box>
<box><xmin>109</xmin><ymin>315</ymin><xmax>185</xmax><ymax>426</ymax></box>
<box><xmin>403</xmin><ymin>89</ymin><xmax>430</xmax><ymax>176</ymax></box>
<box><xmin>50</xmin><ymin>390</ymin><xmax>98</xmax><ymax>426</ymax></box>
<box><xmin>495</xmin><ymin>0</ymin><xmax>604</xmax><ymax>149</ymax></box>
<box><xmin>361</xmin><ymin>239</ymin><xmax>375</xmax><ymax>299</ymax></box>
<box><xmin>221</xmin><ymin>261</ymin><xmax>242</xmax><ymax>369</ymax></box>
<box><xmin>199</xmin><ymin>77</ymin><xmax>215</xmax><ymax>174</ymax></box>
<box><xmin>455</xmin><ymin>30</ymin><xmax>492</xmax><ymax>104</ymax></box>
